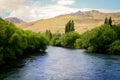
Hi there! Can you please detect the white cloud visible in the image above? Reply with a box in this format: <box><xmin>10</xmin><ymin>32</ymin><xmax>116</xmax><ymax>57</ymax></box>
<box><xmin>52</xmin><ymin>0</ymin><xmax>75</xmax><ymax>5</ymax></box>
<box><xmin>0</xmin><ymin>0</ymin><xmax>77</xmax><ymax>21</ymax></box>
<box><xmin>8</xmin><ymin>6</ymin><xmax>118</xmax><ymax>22</ymax></box>
<box><xmin>0</xmin><ymin>0</ymin><xmax>26</xmax><ymax>11</ymax></box>
<box><xmin>1</xmin><ymin>0</ymin><xmax>119</xmax><ymax>22</ymax></box>
<box><xmin>8</xmin><ymin>5</ymin><xmax>79</xmax><ymax>22</ymax></box>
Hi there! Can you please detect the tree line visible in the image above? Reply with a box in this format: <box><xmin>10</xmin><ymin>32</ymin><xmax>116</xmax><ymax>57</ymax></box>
<box><xmin>46</xmin><ymin>18</ymin><xmax>120</xmax><ymax>54</ymax></box>
<box><xmin>0</xmin><ymin>18</ymin><xmax>48</xmax><ymax>65</ymax></box>
<box><xmin>1</xmin><ymin>16</ymin><xmax>119</xmax><ymax>66</ymax></box>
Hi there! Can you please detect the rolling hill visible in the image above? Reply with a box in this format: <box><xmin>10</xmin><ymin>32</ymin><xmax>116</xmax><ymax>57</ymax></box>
<box><xmin>17</xmin><ymin>10</ymin><xmax>120</xmax><ymax>34</ymax></box>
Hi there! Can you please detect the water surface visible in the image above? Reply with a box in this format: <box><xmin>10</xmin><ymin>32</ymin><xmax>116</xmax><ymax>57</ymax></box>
<box><xmin>0</xmin><ymin>46</ymin><xmax>120</xmax><ymax>80</ymax></box>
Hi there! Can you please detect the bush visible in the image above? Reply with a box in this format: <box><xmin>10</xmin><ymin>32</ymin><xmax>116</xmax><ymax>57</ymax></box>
<box><xmin>81</xmin><ymin>25</ymin><xmax>117</xmax><ymax>53</ymax></box>
<box><xmin>60</xmin><ymin>32</ymin><xmax>80</xmax><ymax>48</ymax></box>
<box><xmin>109</xmin><ymin>40</ymin><xmax>120</xmax><ymax>54</ymax></box>
<box><xmin>50</xmin><ymin>36</ymin><xmax>61</xmax><ymax>46</ymax></box>
<box><xmin>0</xmin><ymin>18</ymin><xmax>48</xmax><ymax>65</ymax></box>
<box><xmin>74</xmin><ymin>38</ymin><xmax>82</xmax><ymax>48</ymax></box>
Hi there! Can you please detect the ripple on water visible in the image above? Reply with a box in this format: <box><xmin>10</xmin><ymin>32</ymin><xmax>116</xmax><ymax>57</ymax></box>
<box><xmin>1</xmin><ymin>46</ymin><xmax>120</xmax><ymax>80</ymax></box>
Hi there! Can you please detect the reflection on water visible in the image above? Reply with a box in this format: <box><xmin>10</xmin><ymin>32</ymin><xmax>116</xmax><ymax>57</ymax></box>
<box><xmin>0</xmin><ymin>46</ymin><xmax>120</xmax><ymax>80</ymax></box>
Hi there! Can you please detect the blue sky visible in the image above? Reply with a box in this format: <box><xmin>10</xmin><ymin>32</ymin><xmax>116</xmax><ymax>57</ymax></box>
<box><xmin>0</xmin><ymin>0</ymin><xmax>120</xmax><ymax>21</ymax></box>
<box><xmin>73</xmin><ymin>0</ymin><xmax>120</xmax><ymax>10</ymax></box>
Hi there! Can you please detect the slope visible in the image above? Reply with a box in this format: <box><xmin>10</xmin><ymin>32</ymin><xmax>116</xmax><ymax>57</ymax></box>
<box><xmin>17</xmin><ymin>10</ymin><xmax>120</xmax><ymax>34</ymax></box>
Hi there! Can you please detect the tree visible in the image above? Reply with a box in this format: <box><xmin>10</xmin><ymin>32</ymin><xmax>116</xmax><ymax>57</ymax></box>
<box><xmin>65</xmin><ymin>20</ymin><xmax>75</xmax><ymax>33</ymax></box>
<box><xmin>61</xmin><ymin>32</ymin><xmax>80</xmax><ymax>48</ymax></box>
<box><xmin>45</xmin><ymin>30</ymin><xmax>52</xmax><ymax>41</ymax></box>
<box><xmin>50</xmin><ymin>36</ymin><xmax>61</xmax><ymax>46</ymax></box>
<box><xmin>0</xmin><ymin>18</ymin><xmax>48</xmax><ymax>65</ymax></box>
<box><xmin>104</xmin><ymin>17</ymin><xmax>108</xmax><ymax>24</ymax></box>
<box><xmin>109</xmin><ymin>17</ymin><xmax>112</xmax><ymax>27</ymax></box>
<box><xmin>104</xmin><ymin>17</ymin><xmax>112</xmax><ymax>27</ymax></box>
<box><xmin>109</xmin><ymin>40</ymin><xmax>120</xmax><ymax>54</ymax></box>
<box><xmin>81</xmin><ymin>25</ymin><xmax>117</xmax><ymax>53</ymax></box>
<box><xmin>74</xmin><ymin>38</ymin><xmax>82</xmax><ymax>48</ymax></box>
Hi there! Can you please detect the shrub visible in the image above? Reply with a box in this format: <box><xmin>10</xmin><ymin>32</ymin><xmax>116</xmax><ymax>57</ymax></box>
<box><xmin>109</xmin><ymin>40</ymin><xmax>120</xmax><ymax>54</ymax></box>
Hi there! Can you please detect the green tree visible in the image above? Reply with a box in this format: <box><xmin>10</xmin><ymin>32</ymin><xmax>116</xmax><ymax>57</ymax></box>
<box><xmin>50</xmin><ymin>36</ymin><xmax>61</xmax><ymax>46</ymax></box>
<box><xmin>109</xmin><ymin>40</ymin><xmax>120</xmax><ymax>54</ymax></box>
<box><xmin>65</xmin><ymin>20</ymin><xmax>75</xmax><ymax>33</ymax></box>
<box><xmin>45</xmin><ymin>30</ymin><xmax>52</xmax><ymax>41</ymax></box>
<box><xmin>112</xmin><ymin>25</ymin><xmax>120</xmax><ymax>39</ymax></box>
<box><xmin>81</xmin><ymin>25</ymin><xmax>117</xmax><ymax>53</ymax></box>
<box><xmin>61</xmin><ymin>32</ymin><xmax>80</xmax><ymax>48</ymax></box>
<box><xmin>74</xmin><ymin>38</ymin><xmax>82</xmax><ymax>48</ymax></box>
<box><xmin>104</xmin><ymin>17</ymin><xmax>112</xmax><ymax>27</ymax></box>
<box><xmin>109</xmin><ymin>17</ymin><xmax>112</xmax><ymax>27</ymax></box>
<box><xmin>0</xmin><ymin>18</ymin><xmax>48</xmax><ymax>65</ymax></box>
<box><xmin>104</xmin><ymin>17</ymin><xmax>108</xmax><ymax>24</ymax></box>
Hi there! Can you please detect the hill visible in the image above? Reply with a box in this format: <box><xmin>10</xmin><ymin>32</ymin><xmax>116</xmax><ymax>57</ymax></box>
<box><xmin>17</xmin><ymin>10</ymin><xmax>120</xmax><ymax>34</ymax></box>
<box><xmin>5</xmin><ymin>17</ymin><xmax>25</xmax><ymax>24</ymax></box>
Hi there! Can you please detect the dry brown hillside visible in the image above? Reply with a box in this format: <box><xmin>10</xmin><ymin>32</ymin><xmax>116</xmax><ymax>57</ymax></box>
<box><xmin>17</xmin><ymin>10</ymin><xmax>120</xmax><ymax>34</ymax></box>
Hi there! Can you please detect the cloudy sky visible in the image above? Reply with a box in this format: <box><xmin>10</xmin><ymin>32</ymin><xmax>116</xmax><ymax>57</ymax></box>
<box><xmin>0</xmin><ymin>0</ymin><xmax>120</xmax><ymax>22</ymax></box>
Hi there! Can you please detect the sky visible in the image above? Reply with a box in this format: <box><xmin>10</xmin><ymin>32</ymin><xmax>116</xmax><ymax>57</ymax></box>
<box><xmin>0</xmin><ymin>0</ymin><xmax>120</xmax><ymax>22</ymax></box>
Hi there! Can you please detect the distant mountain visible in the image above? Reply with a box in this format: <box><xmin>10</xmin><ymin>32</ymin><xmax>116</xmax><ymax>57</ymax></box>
<box><xmin>69</xmin><ymin>10</ymin><xmax>93</xmax><ymax>17</ymax></box>
<box><xmin>5</xmin><ymin>17</ymin><xmax>25</xmax><ymax>24</ymax></box>
<box><xmin>17</xmin><ymin>10</ymin><xmax>120</xmax><ymax>34</ymax></box>
<box><xmin>69</xmin><ymin>10</ymin><xmax>120</xmax><ymax>18</ymax></box>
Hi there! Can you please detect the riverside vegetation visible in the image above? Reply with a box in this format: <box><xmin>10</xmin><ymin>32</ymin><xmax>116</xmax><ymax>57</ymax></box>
<box><xmin>0</xmin><ymin>18</ymin><xmax>48</xmax><ymax>65</ymax></box>
<box><xmin>47</xmin><ymin>18</ymin><xmax>120</xmax><ymax>54</ymax></box>
<box><xmin>0</xmin><ymin>17</ymin><xmax>120</xmax><ymax>65</ymax></box>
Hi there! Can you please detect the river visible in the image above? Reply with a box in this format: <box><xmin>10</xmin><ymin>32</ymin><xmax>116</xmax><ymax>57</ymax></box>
<box><xmin>0</xmin><ymin>46</ymin><xmax>120</xmax><ymax>80</ymax></box>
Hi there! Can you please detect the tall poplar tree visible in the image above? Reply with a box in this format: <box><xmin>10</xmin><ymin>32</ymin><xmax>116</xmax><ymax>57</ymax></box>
<box><xmin>65</xmin><ymin>20</ymin><xmax>75</xmax><ymax>33</ymax></box>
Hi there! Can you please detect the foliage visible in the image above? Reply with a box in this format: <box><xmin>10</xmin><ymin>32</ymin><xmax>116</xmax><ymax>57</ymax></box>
<box><xmin>81</xmin><ymin>25</ymin><xmax>117</xmax><ymax>53</ymax></box>
<box><xmin>104</xmin><ymin>17</ymin><xmax>112</xmax><ymax>27</ymax></box>
<box><xmin>109</xmin><ymin>17</ymin><xmax>112</xmax><ymax>27</ymax></box>
<box><xmin>50</xmin><ymin>32</ymin><xmax>80</xmax><ymax>48</ymax></box>
<box><xmin>109</xmin><ymin>40</ymin><xmax>120</xmax><ymax>54</ymax></box>
<box><xmin>45</xmin><ymin>30</ymin><xmax>52</xmax><ymax>41</ymax></box>
<box><xmin>74</xmin><ymin>38</ymin><xmax>82</xmax><ymax>48</ymax></box>
<box><xmin>0</xmin><ymin>18</ymin><xmax>48</xmax><ymax>65</ymax></box>
<box><xmin>104</xmin><ymin>17</ymin><xmax>108</xmax><ymax>24</ymax></box>
<box><xmin>60</xmin><ymin>32</ymin><xmax>80</xmax><ymax>48</ymax></box>
<box><xmin>65</xmin><ymin>20</ymin><xmax>75</xmax><ymax>33</ymax></box>
<box><xmin>112</xmin><ymin>25</ymin><xmax>120</xmax><ymax>39</ymax></box>
<box><xmin>49</xmin><ymin>18</ymin><xmax>120</xmax><ymax>54</ymax></box>
<box><xmin>50</xmin><ymin>33</ymin><xmax>62</xmax><ymax>46</ymax></box>
<box><xmin>50</xmin><ymin>36</ymin><xmax>61</xmax><ymax>46</ymax></box>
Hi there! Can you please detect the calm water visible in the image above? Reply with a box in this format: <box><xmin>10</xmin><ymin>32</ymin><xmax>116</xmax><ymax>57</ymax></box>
<box><xmin>0</xmin><ymin>46</ymin><xmax>120</xmax><ymax>80</ymax></box>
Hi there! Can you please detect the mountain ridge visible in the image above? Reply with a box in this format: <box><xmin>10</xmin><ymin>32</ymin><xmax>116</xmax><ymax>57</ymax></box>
<box><xmin>5</xmin><ymin>17</ymin><xmax>25</xmax><ymax>24</ymax></box>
